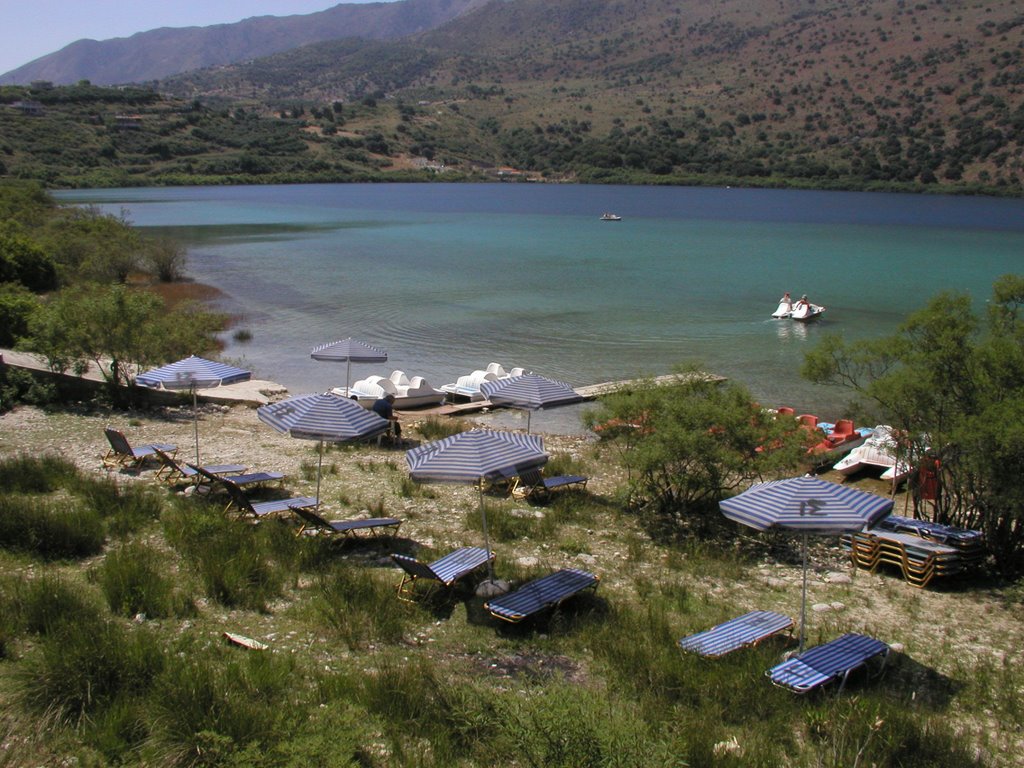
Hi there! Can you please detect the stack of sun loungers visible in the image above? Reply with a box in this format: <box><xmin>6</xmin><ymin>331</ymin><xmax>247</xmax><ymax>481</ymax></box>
<box><xmin>842</xmin><ymin>515</ymin><xmax>984</xmax><ymax>588</ymax></box>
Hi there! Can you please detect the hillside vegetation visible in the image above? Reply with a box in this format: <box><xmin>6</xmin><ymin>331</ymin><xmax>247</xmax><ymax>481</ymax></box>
<box><xmin>1</xmin><ymin>0</ymin><xmax>1021</xmax><ymax>192</ymax></box>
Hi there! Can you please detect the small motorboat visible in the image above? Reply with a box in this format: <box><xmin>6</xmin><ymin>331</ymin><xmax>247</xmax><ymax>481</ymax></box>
<box><xmin>339</xmin><ymin>370</ymin><xmax>446</xmax><ymax>410</ymax></box>
<box><xmin>790</xmin><ymin>301</ymin><xmax>825</xmax><ymax>322</ymax></box>
<box><xmin>600</xmin><ymin>212</ymin><xmax>622</xmax><ymax>221</ymax></box>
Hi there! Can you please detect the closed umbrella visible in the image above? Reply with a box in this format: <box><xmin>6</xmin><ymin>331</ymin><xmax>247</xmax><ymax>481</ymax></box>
<box><xmin>480</xmin><ymin>373</ymin><xmax>583</xmax><ymax>433</ymax></box>
<box><xmin>310</xmin><ymin>337</ymin><xmax>388</xmax><ymax>397</ymax></box>
<box><xmin>257</xmin><ymin>392</ymin><xmax>389</xmax><ymax>504</ymax></box>
<box><xmin>406</xmin><ymin>429</ymin><xmax>548</xmax><ymax>582</ymax></box>
<box><xmin>719</xmin><ymin>475</ymin><xmax>893</xmax><ymax>651</ymax></box>
<box><xmin>136</xmin><ymin>355</ymin><xmax>251</xmax><ymax>464</ymax></box>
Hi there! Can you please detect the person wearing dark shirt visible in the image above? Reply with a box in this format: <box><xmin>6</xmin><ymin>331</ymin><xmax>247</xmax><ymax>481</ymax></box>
<box><xmin>372</xmin><ymin>393</ymin><xmax>401</xmax><ymax>441</ymax></box>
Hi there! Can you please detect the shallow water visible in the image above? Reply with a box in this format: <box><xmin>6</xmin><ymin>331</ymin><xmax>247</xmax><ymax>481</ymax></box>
<box><xmin>58</xmin><ymin>183</ymin><xmax>1024</xmax><ymax>434</ymax></box>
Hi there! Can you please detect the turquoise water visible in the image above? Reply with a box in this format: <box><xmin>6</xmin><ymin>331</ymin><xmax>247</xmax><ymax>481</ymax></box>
<box><xmin>57</xmin><ymin>184</ymin><xmax>1024</xmax><ymax>432</ymax></box>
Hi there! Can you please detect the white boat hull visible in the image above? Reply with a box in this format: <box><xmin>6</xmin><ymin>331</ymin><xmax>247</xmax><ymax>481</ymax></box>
<box><xmin>791</xmin><ymin>303</ymin><xmax>825</xmax><ymax>322</ymax></box>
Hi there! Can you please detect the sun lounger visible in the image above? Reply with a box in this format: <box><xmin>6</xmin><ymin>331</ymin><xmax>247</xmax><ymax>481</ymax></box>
<box><xmin>186</xmin><ymin>462</ymin><xmax>285</xmax><ymax>491</ymax></box>
<box><xmin>152</xmin><ymin>448</ymin><xmax>247</xmax><ymax>485</ymax></box>
<box><xmin>214</xmin><ymin>477</ymin><xmax>317</xmax><ymax>520</ymax></box>
<box><xmin>511</xmin><ymin>467</ymin><xmax>588</xmax><ymax>502</ymax></box>
<box><xmin>289</xmin><ymin>506</ymin><xmax>401</xmax><ymax>539</ymax></box>
<box><xmin>102</xmin><ymin>426</ymin><xmax>177</xmax><ymax>470</ymax></box>
<box><xmin>843</xmin><ymin>530</ymin><xmax>967</xmax><ymax>588</ymax></box>
<box><xmin>767</xmin><ymin>633</ymin><xmax>889</xmax><ymax>694</ymax></box>
<box><xmin>391</xmin><ymin>546</ymin><xmax>495</xmax><ymax>601</ymax></box>
<box><xmin>484</xmin><ymin>568</ymin><xmax>598</xmax><ymax>623</ymax></box>
<box><xmin>678</xmin><ymin>610</ymin><xmax>794</xmax><ymax>658</ymax></box>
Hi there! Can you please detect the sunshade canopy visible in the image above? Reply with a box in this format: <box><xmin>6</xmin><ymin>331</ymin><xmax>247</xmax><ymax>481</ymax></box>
<box><xmin>719</xmin><ymin>475</ymin><xmax>894</xmax><ymax>535</ymax></box>
<box><xmin>310</xmin><ymin>338</ymin><xmax>388</xmax><ymax>363</ymax></box>
<box><xmin>136</xmin><ymin>355</ymin><xmax>251</xmax><ymax>390</ymax></box>
<box><xmin>406</xmin><ymin>429</ymin><xmax>548</xmax><ymax>484</ymax></box>
<box><xmin>480</xmin><ymin>373</ymin><xmax>583</xmax><ymax>410</ymax></box>
<box><xmin>257</xmin><ymin>392</ymin><xmax>388</xmax><ymax>442</ymax></box>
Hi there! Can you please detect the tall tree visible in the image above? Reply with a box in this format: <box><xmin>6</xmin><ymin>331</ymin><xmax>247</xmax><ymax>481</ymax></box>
<box><xmin>802</xmin><ymin>276</ymin><xmax>1024</xmax><ymax>573</ymax></box>
<box><xmin>24</xmin><ymin>285</ymin><xmax>225</xmax><ymax>405</ymax></box>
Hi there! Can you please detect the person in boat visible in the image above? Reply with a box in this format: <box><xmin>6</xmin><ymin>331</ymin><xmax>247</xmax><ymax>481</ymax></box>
<box><xmin>795</xmin><ymin>294</ymin><xmax>810</xmax><ymax>310</ymax></box>
<box><xmin>372</xmin><ymin>393</ymin><xmax>402</xmax><ymax>442</ymax></box>
<box><xmin>780</xmin><ymin>291</ymin><xmax>792</xmax><ymax>308</ymax></box>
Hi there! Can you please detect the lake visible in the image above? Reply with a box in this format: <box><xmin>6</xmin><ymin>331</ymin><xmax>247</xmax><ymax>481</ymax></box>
<box><xmin>57</xmin><ymin>183</ymin><xmax>1024</xmax><ymax>433</ymax></box>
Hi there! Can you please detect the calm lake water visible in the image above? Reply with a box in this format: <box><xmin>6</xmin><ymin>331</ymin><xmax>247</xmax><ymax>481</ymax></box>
<box><xmin>57</xmin><ymin>183</ymin><xmax>1024</xmax><ymax>433</ymax></box>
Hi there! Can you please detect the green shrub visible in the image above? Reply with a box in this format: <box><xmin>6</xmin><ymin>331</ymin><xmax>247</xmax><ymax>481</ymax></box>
<box><xmin>415</xmin><ymin>417</ymin><xmax>469</xmax><ymax>441</ymax></box>
<box><xmin>148</xmin><ymin>645</ymin><xmax>300</xmax><ymax>766</ymax></box>
<box><xmin>92</xmin><ymin>541</ymin><xmax>195</xmax><ymax>619</ymax></box>
<box><xmin>0</xmin><ymin>494</ymin><xmax>105</xmax><ymax>559</ymax></box>
<box><xmin>163</xmin><ymin>506</ymin><xmax>283</xmax><ymax>611</ymax></box>
<box><xmin>20</xmin><ymin>571</ymin><xmax>104</xmax><ymax>636</ymax></box>
<box><xmin>73</xmin><ymin>475</ymin><xmax>165</xmax><ymax>537</ymax></box>
<box><xmin>17</xmin><ymin>617</ymin><xmax>164</xmax><ymax>726</ymax></box>
<box><xmin>312</xmin><ymin>563</ymin><xmax>410</xmax><ymax>649</ymax></box>
<box><xmin>0</xmin><ymin>453</ymin><xmax>79</xmax><ymax>493</ymax></box>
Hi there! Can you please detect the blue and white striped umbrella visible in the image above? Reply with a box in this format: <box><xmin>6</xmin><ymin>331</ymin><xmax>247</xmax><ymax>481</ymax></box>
<box><xmin>720</xmin><ymin>475</ymin><xmax>893</xmax><ymax>650</ymax></box>
<box><xmin>407</xmin><ymin>429</ymin><xmax>548</xmax><ymax>579</ymax></box>
<box><xmin>310</xmin><ymin>337</ymin><xmax>388</xmax><ymax>396</ymax></box>
<box><xmin>136</xmin><ymin>356</ymin><xmax>252</xmax><ymax>463</ymax></box>
<box><xmin>406</xmin><ymin>429</ymin><xmax>548</xmax><ymax>484</ymax></box>
<box><xmin>258</xmin><ymin>392</ymin><xmax>389</xmax><ymax>503</ymax></box>
<box><xmin>136</xmin><ymin>355</ymin><xmax>251</xmax><ymax>390</ymax></box>
<box><xmin>719</xmin><ymin>475</ymin><xmax>893</xmax><ymax>534</ymax></box>
<box><xmin>480</xmin><ymin>373</ymin><xmax>583</xmax><ymax>433</ymax></box>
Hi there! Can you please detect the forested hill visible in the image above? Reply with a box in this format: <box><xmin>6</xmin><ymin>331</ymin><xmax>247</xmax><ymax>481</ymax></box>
<box><xmin>0</xmin><ymin>0</ymin><xmax>487</xmax><ymax>86</ymax></box>
<box><xmin>0</xmin><ymin>0</ymin><xmax>1021</xmax><ymax>193</ymax></box>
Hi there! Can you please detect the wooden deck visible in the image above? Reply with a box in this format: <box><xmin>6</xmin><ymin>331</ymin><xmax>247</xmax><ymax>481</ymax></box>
<box><xmin>404</xmin><ymin>372</ymin><xmax>725</xmax><ymax>419</ymax></box>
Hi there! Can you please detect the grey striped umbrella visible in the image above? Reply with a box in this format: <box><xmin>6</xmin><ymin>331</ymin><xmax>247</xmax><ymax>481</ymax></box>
<box><xmin>310</xmin><ymin>337</ymin><xmax>387</xmax><ymax>397</ymax></box>
<box><xmin>720</xmin><ymin>475</ymin><xmax>893</xmax><ymax>650</ymax></box>
<box><xmin>406</xmin><ymin>429</ymin><xmax>548</xmax><ymax>579</ymax></box>
<box><xmin>258</xmin><ymin>392</ymin><xmax>389</xmax><ymax>504</ymax></box>
<box><xmin>136</xmin><ymin>355</ymin><xmax>251</xmax><ymax>463</ymax></box>
<box><xmin>480</xmin><ymin>373</ymin><xmax>583</xmax><ymax>433</ymax></box>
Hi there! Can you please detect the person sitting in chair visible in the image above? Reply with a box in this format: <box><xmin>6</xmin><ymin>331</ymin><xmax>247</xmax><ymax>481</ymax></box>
<box><xmin>372</xmin><ymin>393</ymin><xmax>402</xmax><ymax>442</ymax></box>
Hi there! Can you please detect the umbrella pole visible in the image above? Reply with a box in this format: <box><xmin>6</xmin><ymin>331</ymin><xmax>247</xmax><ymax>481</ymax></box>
<box><xmin>800</xmin><ymin>532</ymin><xmax>808</xmax><ymax>653</ymax></box>
<box><xmin>527</xmin><ymin>410</ymin><xmax>532</xmax><ymax>434</ymax></box>
<box><xmin>192</xmin><ymin>384</ymin><xmax>200</xmax><ymax>465</ymax></box>
<box><xmin>316</xmin><ymin>440</ymin><xmax>324</xmax><ymax>507</ymax></box>
<box><xmin>479</xmin><ymin>484</ymin><xmax>495</xmax><ymax>581</ymax></box>
<box><xmin>346</xmin><ymin>359</ymin><xmax>352</xmax><ymax>397</ymax></box>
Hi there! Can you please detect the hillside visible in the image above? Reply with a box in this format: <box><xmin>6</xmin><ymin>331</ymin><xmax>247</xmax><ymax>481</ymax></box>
<box><xmin>1</xmin><ymin>0</ymin><xmax>1021</xmax><ymax>192</ymax></box>
<box><xmin>0</xmin><ymin>0</ymin><xmax>487</xmax><ymax>86</ymax></box>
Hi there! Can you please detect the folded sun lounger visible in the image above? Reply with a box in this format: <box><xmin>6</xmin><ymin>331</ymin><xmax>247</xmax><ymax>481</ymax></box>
<box><xmin>102</xmin><ymin>426</ymin><xmax>177</xmax><ymax>470</ymax></box>
<box><xmin>391</xmin><ymin>546</ymin><xmax>495</xmax><ymax>601</ymax></box>
<box><xmin>767</xmin><ymin>633</ymin><xmax>890</xmax><ymax>694</ymax></box>
<box><xmin>678</xmin><ymin>610</ymin><xmax>794</xmax><ymax>658</ymax></box>
<box><xmin>289</xmin><ymin>506</ymin><xmax>401</xmax><ymax>539</ymax></box>
<box><xmin>484</xmin><ymin>568</ymin><xmax>598</xmax><ymax>623</ymax></box>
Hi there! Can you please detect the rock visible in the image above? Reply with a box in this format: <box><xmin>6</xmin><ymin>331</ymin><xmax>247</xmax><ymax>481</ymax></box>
<box><xmin>824</xmin><ymin>571</ymin><xmax>852</xmax><ymax>584</ymax></box>
<box><xmin>829</xmin><ymin>601</ymin><xmax>846</xmax><ymax>611</ymax></box>
<box><xmin>516</xmin><ymin>556</ymin><xmax>539</xmax><ymax>567</ymax></box>
<box><xmin>890</xmin><ymin>642</ymin><xmax>905</xmax><ymax>653</ymax></box>
<box><xmin>475</xmin><ymin>579</ymin><xmax>511</xmax><ymax>598</ymax></box>
<box><xmin>811</xmin><ymin>602</ymin><xmax>832</xmax><ymax>613</ymax></box>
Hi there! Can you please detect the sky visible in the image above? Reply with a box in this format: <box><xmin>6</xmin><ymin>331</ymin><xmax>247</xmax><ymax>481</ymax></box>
<box><xmin>0</xmin><ymin>1</ymin><xmax>396</xmax><ymax>76</ymax></box>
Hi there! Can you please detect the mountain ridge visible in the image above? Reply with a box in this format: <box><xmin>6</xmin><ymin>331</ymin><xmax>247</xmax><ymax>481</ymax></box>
<box><xmin>0</xmin><ymin>0</ymin><xmax>487</xmax><ymax>86</ymax></box>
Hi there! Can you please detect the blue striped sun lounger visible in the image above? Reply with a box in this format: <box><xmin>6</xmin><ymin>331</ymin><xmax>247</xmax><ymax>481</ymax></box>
<box><xmin>678</xmin><ymin>610</ymin><xmax>794</xmax><ymax>658</ymax></box>
<box><xmin>484</xmin><ymin>568</ymin><xmax>598</xmax><ymax>623</ymax></box>
<box><xmin>290</xmin><ymin>506</ymin><xmax>401</xmax><ymax>539</ymax></box>
<box><xmin>391</xmin><ymin>546</ymin><xmax>495</xmax><ymax>600</ymax></box>
<box><xmin>768</xmin><ymin>633</ymin><xmax>889</xmax><ymax>694</ymax></box>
